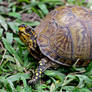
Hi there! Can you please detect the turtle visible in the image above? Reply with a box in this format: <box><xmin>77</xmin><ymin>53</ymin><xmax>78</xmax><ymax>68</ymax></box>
<box><xmin>18</xmin><ymin>5</ymin><xmax>92</xmax><ymax>84</ymax></box>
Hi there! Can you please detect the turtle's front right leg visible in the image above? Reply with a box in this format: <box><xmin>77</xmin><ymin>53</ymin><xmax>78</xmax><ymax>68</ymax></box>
<box><xmin>28</xmin><ymin>58</ymin><xmax>51</xmax><ymax>84</ymax></box>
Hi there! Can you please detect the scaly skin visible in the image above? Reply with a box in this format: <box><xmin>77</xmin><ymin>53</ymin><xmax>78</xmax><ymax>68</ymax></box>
<box><xmin>18</xmin><ymin>5</ymin><xmax>92</xmax><ymax>84</ymax></box>
<box><xmin>19</xmin><ymin>24</ymin><xmax>55</xmax><ymax>84</ymax></box>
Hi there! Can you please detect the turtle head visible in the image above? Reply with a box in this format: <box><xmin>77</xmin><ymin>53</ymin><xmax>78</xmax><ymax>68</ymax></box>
<box><xmin>18</xmin><ymin>24</ymin><xmax>37</xmax><ymax>50</ymax></box>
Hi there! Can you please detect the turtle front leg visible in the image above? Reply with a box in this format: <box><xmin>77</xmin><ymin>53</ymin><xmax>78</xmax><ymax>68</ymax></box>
<box><xmin>28</xmin><ymin>58</ymin><xmax>51</xmax><ymax>84</ymax></box>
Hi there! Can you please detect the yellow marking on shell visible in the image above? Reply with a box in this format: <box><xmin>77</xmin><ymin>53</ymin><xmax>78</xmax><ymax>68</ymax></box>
<box><xmin>60</xmin><ymin>36</ymin><xmax>65</xmax><ymax>42</ymax></box>
<box><xmin>63</xmin><ymin>37</ymin><xmax>66</xmax><ymax>44</ymax></box>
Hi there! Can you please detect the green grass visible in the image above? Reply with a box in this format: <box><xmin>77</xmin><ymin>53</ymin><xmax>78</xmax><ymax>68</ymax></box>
<box><xmin>0</xmin><ymin>0</ymin><xmax>92</xmax><ymax>92</ymax></box>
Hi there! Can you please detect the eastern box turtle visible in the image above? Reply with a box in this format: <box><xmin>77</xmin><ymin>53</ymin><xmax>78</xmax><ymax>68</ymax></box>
<box><xmin>18</xmin><ymin>5</ymin><xmax>92</xmax><ymax>83</ymax></box>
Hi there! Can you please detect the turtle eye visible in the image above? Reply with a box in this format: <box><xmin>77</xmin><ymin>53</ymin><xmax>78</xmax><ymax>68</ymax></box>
<box><xmin>19</xmin><ymin>24</ymin><xmax>35</xmax><ymax>37</ymax></box>
<box><xmin>26</xmin><ymin>26</ymin><xmax>31</xmax><ymax>32</ymax></box>
<box><xmin>25</xmin><ymin>26</ymin><xmax>34</xmax><ymax>35</ymax></box>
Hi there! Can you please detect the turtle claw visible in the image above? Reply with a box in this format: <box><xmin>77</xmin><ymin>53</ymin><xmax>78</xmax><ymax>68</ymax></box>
<box><xmin>28</xmin><ymin>58</ymin><xmax>52</xmax><ymax>85</ymax></box>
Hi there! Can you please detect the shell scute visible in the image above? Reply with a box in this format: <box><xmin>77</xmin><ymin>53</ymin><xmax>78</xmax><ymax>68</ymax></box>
<box><xmin>35</xmin><ymin>6</ymin><xmax>92</xmax><ymax>66</ymax></box>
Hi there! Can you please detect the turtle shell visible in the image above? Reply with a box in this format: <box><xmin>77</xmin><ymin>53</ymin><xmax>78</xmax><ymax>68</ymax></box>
<box><xmin>35</xmin><ymin>6</ymin><xmax>92</xmax><ymax>66</ymax></box>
